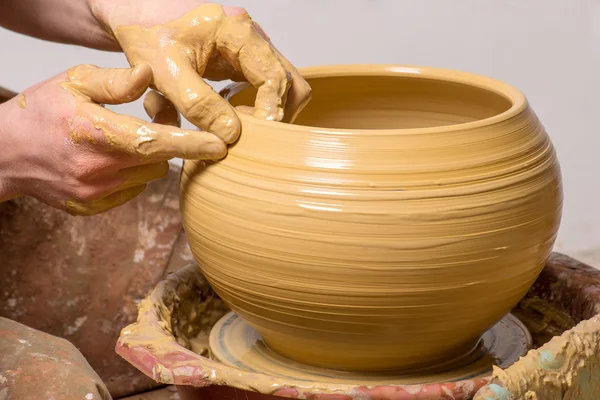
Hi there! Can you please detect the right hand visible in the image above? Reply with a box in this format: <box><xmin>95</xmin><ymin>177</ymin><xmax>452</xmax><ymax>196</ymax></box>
<box><xmin>0</xmin><ymin>63</ymin><xmax>226</xmax><ymax>215</ymax></box>
<box><xmin>92</xmin><ymin>1</ymin><xmax>312</xmax><ymax>141</ymax></box>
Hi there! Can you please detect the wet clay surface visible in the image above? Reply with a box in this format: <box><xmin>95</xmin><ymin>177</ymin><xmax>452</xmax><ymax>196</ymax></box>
<box><xmin>0</xmin><ymin>166</ymin><xmax>191</xmax><ymax>398</ymax></box>
<box><xmin>208</xmin><ymin>311</ymin><xmax>530</xmax><ymax>386</ymax></box>
<box><xmin>180</xmin><ymin>65</ymin><xmax>562</xmax><ymax>371</ymax></box>
<box><xmin>116</xmin><ymin>263</ymin><xmax>489</xmax><ymax>399</ymax></box>
<box><xmin>117</xmin><ymin>252</ymin><xmax>599</xmax><ymax>400</ymax></box>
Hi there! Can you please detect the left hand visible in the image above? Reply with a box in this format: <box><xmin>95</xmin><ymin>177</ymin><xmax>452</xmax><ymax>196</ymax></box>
<box><xmin>0</xmin><ymin>64</ymin><xmax>226</xmax><ymax>215</ymax></box>
<box><xmin>89</xmin><ymin>1</ymin><xmax>312</xmax><ymax>143</ymax></box>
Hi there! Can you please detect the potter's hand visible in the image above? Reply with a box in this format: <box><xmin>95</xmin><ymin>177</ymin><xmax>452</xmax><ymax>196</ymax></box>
<box><xmin>90</xmin><ymin>1</ymin><xmax>312</xmax><ymax>142</ymax></box>
<box><xmin>0</xmin><ymin>64</ymin><xmax>226</xmax><ymax>215</ymax></box>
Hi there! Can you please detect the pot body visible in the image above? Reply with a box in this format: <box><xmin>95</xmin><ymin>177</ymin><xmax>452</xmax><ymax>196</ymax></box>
<box><xmin>180</xmin><ymin>65</ymin><xmax>562</xmax><ymax>372</ymax></box>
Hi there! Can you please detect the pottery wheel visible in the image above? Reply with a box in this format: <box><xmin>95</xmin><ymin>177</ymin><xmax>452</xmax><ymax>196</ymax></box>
<box><xmin>208</xmin><ymin>312</ymin><xmax>532</xmax><ymax>385</ymax></box>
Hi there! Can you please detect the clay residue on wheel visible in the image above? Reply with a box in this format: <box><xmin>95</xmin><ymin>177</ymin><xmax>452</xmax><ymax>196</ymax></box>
<box><xmin>491</xmin><ymin>313</ymin><xmax>600</xmax><ymax>398</ymax></box>
<box><xmin>116</xmin><ymin>264</ymin><xmax>488</xmax><ymax>398</ymax></box>
<box><xmin>119</xmin><ymin>264</ymin><xmax>229</xmax><ymax>358</ymax></box>
<box><xmin>512</xmin><ymin>296</ymin><xmax>576</xmax><ymax>348</ymax></box>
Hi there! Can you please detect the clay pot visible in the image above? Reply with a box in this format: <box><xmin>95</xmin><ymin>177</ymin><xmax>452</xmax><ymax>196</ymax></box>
<box><xmin>180</xmin><ymin>65</ymin><xmax>562</xmax><ymax>372</ymax></box>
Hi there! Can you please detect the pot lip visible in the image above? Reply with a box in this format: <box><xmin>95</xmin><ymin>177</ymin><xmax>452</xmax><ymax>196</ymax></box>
<box><xmin>220</xmin><ymin>64</ymin><xmax>529</xmax><ymax>135</ymax></box>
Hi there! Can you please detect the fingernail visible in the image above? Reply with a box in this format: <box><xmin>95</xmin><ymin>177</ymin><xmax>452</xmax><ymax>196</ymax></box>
<box><xmin>210</xmin><ymin>114</ymin><xmax>241</xmax><ymax>144</ymax></box>
<box><xmin>208</xmin><ymin>140</ymin><xmax>228</xmax><ymax>160</ymax></box>
<box><xmin>198</xmin><ymin>133</ymin><xmax>228</xmax><ymax>160</ymax></box>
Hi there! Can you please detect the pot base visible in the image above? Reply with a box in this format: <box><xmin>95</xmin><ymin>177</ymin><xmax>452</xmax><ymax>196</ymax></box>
<box><xmin>115</xmin><ymin>253</ymin><xmax>600</xmax><ymax>399</ymax></box>
<box><xmin>208</xmin><ymin>312</ymin><xmax>531</xmax><ymax>386</ymax></box>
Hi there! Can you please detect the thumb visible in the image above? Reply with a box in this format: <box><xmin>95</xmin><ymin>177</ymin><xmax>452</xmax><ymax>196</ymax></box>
<box><xmin>64</xmin><ymin>63</ymin><xmax>152</xmax><ymax>104</ymax></box>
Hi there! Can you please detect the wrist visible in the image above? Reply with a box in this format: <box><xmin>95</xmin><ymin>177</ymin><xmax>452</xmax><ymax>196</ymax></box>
<box><xmin>0</xmin><ymin>0</ymin><xmax>120</xmax><ymax>52</ymax></box>
<box><xmin>80</xmin><ymin>0</ymin><xmax>122</xmax><ymax>51</ymax></box>
<box><xmin>87</xmin><ymin>0</ymin><xmax>115</xmax><ymax>34</ymax></box>
<box><xmin>89</xmin><ymin>0</ymin><xmax>211</xmax><ymax>32</ymax></box>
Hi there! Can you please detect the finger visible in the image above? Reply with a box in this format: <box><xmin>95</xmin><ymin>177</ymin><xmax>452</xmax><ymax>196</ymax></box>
<box><xmin>143</xmin><ymin>90</ymin><xmax>181</xmax><ymax>127</ymax></box>
<box><xmin>261</xmin><ymin>36</ymin><xmax>312</xmax><ymax>123</ymax></box>
<box><xmin>65</xmin><ymin>63</ymin><xmax>153</xmax><ymax>104</ymax></box>
<box><xmin>65</xmin><ymin>184</ymin><xmax>147</xmax><ymax>216</ymax></box>
<box><xmin>217</xmin><ymin>14</ymin><xmax>291</xmax><ymax>122</ymax></box>
<box><xmin>250</xmin><ymin>20</ymin><xmax>312</xmax><ymax>123</ymax></box>
<box><xmin>114</xmin><ymin>162</ymin><xmax>170</xmax><ymax>190</ymax></box>
<box><xmin>151</xmin><ymin>54</ymin><xmax>241</xmax><ymax>143</ymax></box>
<box><xmin>79</xmin><ymin>102</ymin><xmax>227</xmax><ymax>161</ymax></box>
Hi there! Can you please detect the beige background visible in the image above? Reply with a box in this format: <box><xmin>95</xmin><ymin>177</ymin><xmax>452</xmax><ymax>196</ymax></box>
<box><xmin>1</xmin><ymin>0</ymin><xmax>598</xmax><ymax>265</ymax></box>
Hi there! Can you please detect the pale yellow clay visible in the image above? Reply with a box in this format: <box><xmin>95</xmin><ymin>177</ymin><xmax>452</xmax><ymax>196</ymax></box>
<box><xmin>208</xmin><ymin>311</ymin><xmax>530</xmax><ymax>385</ymax></box>
<box><xmin>3</xmin><ymin>3</ymin><xmax>309</xmax><ymax>217</ymax></box>
<box><xmin>180</xmin><ymin>65</ymin><xmax>562</xmax><ymax>371</ymax></box>
<box><xmin>16</xmin><ymin>93</ymin><xmax>26</xmax><ymax>109</ymax></box>
<box><xmin>62</xmin><ymin>64</ymin><xmax>224</xmax><ymax>161</ymax></box>
<box><xmin>58</xmin><ymin>63</ymin><xmax>224</xmax><ymax>216</ymax></box>
<box><xmin>475</xmin><ymin>314</ymin><xmax>600</xmax><ymax>399</ymax></box>
<box><xmin>114</xmin><ymin>3</ymin><xmax>312</xmax><ymax>143</ymax></box>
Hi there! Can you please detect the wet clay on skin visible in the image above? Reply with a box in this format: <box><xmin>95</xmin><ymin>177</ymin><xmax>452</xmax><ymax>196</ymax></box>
<box><xmin>112</xmin><ymin>2</ymin><xmax>311</xmax><ymax>143</ymax></box>
<box><xmin>55</xmin><ymin>63</ymin><xmax>225</xmax><ymax>215</ymax></box>
<box><xmin>16</xmin><ymin>94</ymin><xmax>26</xmax><ymax>109</ymax></box>
<box><xmin>62</xmin><ymin>64</ymin><xmax>224</xmax><ymax>159</ymax></box>
<box><xmin>180</xmin><ymin>65</ymin><xmax>563</xmax><ymax>372</ymax></box>
<box><xmin>4</xmin><ymin>3</ymin><xmax>309</xmax><ymax>216</ymax></box>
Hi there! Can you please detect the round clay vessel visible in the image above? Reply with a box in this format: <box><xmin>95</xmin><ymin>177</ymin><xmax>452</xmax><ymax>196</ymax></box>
<box><xmin>180</xmin><ymin>64</ymin><xmax>562</xmax><ymax>372</ymax></box>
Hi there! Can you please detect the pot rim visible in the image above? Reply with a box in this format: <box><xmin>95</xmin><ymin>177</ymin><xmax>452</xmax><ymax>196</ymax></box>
<box><xmin>220</xmin><ymin>64</ymin><xmax>528</xmax><ymax>135</ymax></box>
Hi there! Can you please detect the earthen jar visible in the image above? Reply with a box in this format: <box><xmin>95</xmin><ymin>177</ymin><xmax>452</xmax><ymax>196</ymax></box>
<box><xmin>180</xmin><ymin>65</ymin><xmax>562</xmax><ymax>372</ymax></box>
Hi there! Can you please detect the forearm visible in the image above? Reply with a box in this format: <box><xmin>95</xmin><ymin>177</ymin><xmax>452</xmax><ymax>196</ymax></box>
<box><xmin>0</xmin><ymin>0</ymin><xmax>118</xmax><ymax>51</ymax></box>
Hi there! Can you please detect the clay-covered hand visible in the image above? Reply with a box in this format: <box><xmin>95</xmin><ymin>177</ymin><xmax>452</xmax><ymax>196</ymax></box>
<box><xmin>0</xmin><ymin>317</ymin><xmax>112</xmax><ymax>400</ymax></box>
<box><xmin>0</xmin><ymin>63</ymin><xmax>226</xmax><ymax>215</ymax></box>
<box><xmin>90</xmin><ymin>1</ymin><xmax>312</xmax><ymax>142</ymax></box>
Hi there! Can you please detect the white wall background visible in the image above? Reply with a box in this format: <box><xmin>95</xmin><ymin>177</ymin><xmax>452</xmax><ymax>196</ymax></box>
<box><xmin>1</xmin><ymin>0</ymin><xmax>599</xmax><ymax>265</ymax></box>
